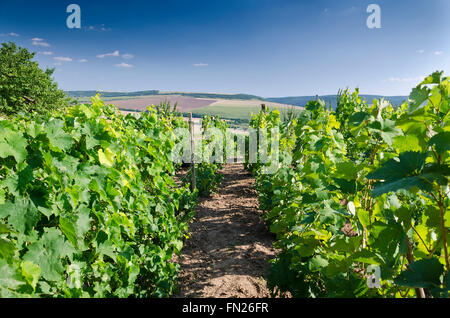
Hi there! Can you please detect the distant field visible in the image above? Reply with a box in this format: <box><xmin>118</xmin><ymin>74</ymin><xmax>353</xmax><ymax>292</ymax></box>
<box><xmin>77</xmin><ymin>94</ymin><xmax>303</xmax><ymax>124</ymax></box>
<box><xmin>100</xmin><ymin>95</ymin><xmax>217</xmax><ymax>112</ymax></box>
<box><xmin>190</xmin><ymin>99</ymin><xmax>303</xmax><ymax>122</ymax></box>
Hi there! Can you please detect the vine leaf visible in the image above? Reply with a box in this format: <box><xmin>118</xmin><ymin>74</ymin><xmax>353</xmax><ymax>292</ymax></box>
<box><xmin>394</xmin><ymin>258</ymin><xmax>444</xmax><ymax>288</ymax></box>
<box><xmin>408</xmin><ymin>86</ymin><xmax>430</xmax><ymax>112</ymax></box>
<box><xmin>23</xmin><ymin>228</ymin><xmax>75</xmax><ymax>282</ymax></box>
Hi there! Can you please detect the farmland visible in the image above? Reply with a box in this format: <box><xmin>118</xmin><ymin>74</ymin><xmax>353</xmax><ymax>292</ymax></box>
<box><xmin>1</xmin><ymin>40</ymin><xmax>449</xmax><ymax>300</ymax></box>
<box><xmin>71</xmin><ymin>92</ymin><xmax>301</xmax><ymax>127</ymax></box>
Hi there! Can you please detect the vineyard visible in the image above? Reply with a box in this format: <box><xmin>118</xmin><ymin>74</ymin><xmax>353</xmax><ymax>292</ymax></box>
<box><xmin>0</xmin><ymin>96</ymin><xmax>198</xmax><ymax>297</ymax></box>
<box><xmin>0</xmin><ymin>71</ymin><xmax>449</xmax><ymax>298</ymax></box>
<box><xmin>248</xmin><ymin>71</ymin><xmax>450</xmax><ymax>298</ymax></box>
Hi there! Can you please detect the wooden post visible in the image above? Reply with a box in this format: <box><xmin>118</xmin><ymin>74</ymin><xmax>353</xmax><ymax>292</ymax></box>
<box><xmin>261</xmin><ymin>103</ymin><xmax>266</xmax><ymax>112</ymax></box>
<box><xmin>188</xmin><ymin>113</ymin><xmax>196</xmax><ymax>191</ymax></box>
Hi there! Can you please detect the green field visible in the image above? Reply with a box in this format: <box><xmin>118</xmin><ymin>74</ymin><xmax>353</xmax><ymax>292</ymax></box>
<box><xmin>74</xmin><ymin>93</ymin><xmax>304</xmax><ymax>127</ymax></box>
<box><xmin>189</xmin><ymin>103</ymin><xmax>303</xmax><ymax>127</ymax></box>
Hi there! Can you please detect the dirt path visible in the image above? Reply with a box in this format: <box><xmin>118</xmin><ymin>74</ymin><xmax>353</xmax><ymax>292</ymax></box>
<box><xmin>174</xmin><ymin>163</ymin><xmax>276</xmax><ymax>298</ymax></box>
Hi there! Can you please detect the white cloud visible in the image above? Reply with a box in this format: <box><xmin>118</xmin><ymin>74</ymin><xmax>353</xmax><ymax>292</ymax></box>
<box><xmin>114</xmin><ymin>62</ymin><xmax>133</xmax><ymax>68</ymax></box>
<box><xmin>86</xmin><ymin>24</ymin><xmax>111</xmax><ymax>32</ymax></box>
<box><xmin>1</xmin><ymin>32</ymin><xmax>19</xmax><ymax>37</ymax></box>
<box><xmin>386</xmin><ymin>76</ymin><xmax>425</xmax><ymax>83</ymax></box>
<box><xmin>417</xmin><ymin>49</ymin><xmax>424</xmax><ymax>54</ymax></box>
<box><xmin>97</xmin><ymin>50</ymin><xmax>120</xmax><ymax>58</ymax></box>
<box><xmin>54</xmin><ymin>56</ymin><xmax>73</xmax><ymax>62</ymax></box>
<box><xmin>38</xmin><ymin>51</ymin><xmax>53</xmax><ymax>55</ymax></box>
<box><xmin>78</xmin><ymin>59</ymin><xmax>88</xmax><ymax>63</ymax></box>
<box><xmin>122</xmin><ymin>53</ymin><xmax>134</xmax><ymax>59</ymax></box>
<box><xmin>193</xmin><ymin>63</ymin><xmax>208</xmax><ymax>67</ymax></box>
<box><xmin>32</xmin><ymin>40</ymin><xmax>50</xmax><ymax>47</ymax></box>
<box><xmin>434</xmin><ymin>51</ymin><xmax>444</xmax><ymax>55</ymax></box>
<box><xmin>31</xmin><ymin>37</ymin><xmax>44</xmax><ymax>41</ymax></box>
<box><xmin>54</xmin><ymin>62</ymin><xmax>62</xmax><ymax>66</ymax></box>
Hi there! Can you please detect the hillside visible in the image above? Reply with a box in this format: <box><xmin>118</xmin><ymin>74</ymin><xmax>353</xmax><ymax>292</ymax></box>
<box><xmin>67</xmin><ymin>90</ymin><xmax>409</xmax><ymax>126</ymax></box>
<box><xmin>66</xmin><ymin>90</ymin><xmax>263</xmax><ymax>101</ymax></box>
<box><xmin>267</xmin><ymin>94</ymin><xmax>408</xmax><ymax>109</ymax></box>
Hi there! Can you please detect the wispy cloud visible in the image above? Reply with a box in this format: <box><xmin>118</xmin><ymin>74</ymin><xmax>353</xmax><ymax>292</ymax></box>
<box><xmin>321</xmin><ymin>6</ymin><xmax>358</xmax><ymax>16</ymax></box>
<box><xmin>386</xmin><ymin>76</ymin><xmax>425</xmax><ymax>83</ymax></box>
<box><xmin>122</xmin><ymin>53</ymin><xmax>134</xmax><ymax>59</ymax></box>
<box><xmin>417</xmin><ymin>49</ymin><xmax>424</xmax><ymax>54</ymax></box>
<box><xmin>38</xmin><ymin>51</ymin><xmax>53</xmax><ymax>55</ymax></box>
<box><xmin>54</xmin><ymin>62</ymin><xmax>63</xmax><ymax>66</ymax></box>
<box><xmin>1</xmin><ymin>32</ymin><xmax>19</xmax><ymax>37</ymax></box>
<box><xmin>434</xmin><ymin>51</ymin><xmax>444</xmax><ymax>56</ymax></box>
<box><xmin>97</xmin><ymin>50</ymin><xmax>120</xmax><ymax>58</ymax></box>
<box><xmin>193</xmin><ymin>63</ymin><xmax>208</xmax><ymax>67</ymax></box>
<box><xmin>32</xmin><ymin>38</ymin><xmax>50</xmax><ymax>47</ymax></box>
<box><xmin>77</xmin><ymin>59</ymin><xmax>88</xmax><ymax>63</ymax></box>
<box><xmin>114</xmin><ymin>62</ymin><xmax>133</xmax><ymax>68</ymax></box>
<box><xmin>54</xmin><ymin>56</ymin><xmax>73</xmax><ymax>62</ymax></box>
<box><xmin>86</xmin><ymin>24</ymin><xmax>111</xmax><ymax>32</ymax></box>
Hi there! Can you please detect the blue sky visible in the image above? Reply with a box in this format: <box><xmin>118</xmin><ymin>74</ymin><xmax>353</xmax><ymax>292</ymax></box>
<box><xmin>0</xmin><ymin>0</ymin><xmax>449</xmax><ymax>96</ymax></box>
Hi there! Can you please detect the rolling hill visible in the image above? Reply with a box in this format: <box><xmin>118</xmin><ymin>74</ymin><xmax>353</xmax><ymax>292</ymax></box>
<box><xmin>66</xmin><ymin>90</ymin><xmax>408</xmax><ymax>125</ymax></box>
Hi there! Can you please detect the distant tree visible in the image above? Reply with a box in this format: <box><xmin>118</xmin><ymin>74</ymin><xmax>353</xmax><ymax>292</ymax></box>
<box><xmin>0</xmin><ymin>42</ymin><xmax>69</xmax><ymax>116</ymax></box>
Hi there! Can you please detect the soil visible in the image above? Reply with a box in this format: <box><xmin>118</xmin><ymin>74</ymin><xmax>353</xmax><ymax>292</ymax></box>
<box><xmin>174</xmin><ymin>163</ymin><xmax>276</xmax><ymax>298</ymax></box>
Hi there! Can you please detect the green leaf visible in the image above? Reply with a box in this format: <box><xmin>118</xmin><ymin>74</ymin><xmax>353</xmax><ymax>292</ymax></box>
<box><xmin>368</xmin><ymin>119</ymin><xmax>402</xmax><ymax>146</ymax></box>
<box><xmin>394</xmin><ymin>258</ymin><xmax>444</xmax><ymax>288</ymax></box>
<box><xmin>59</xmin><ymin>205</ymin><xmax>92</xmax><ymax>250</ymax></box>
<box><xmin>23</xmin><ymin>228</ymin><xmax>75</xmax><ymax>282</ymax></box>
<box><xmin>308</xmin><ymin>255</ymin><xmax>329</xmax><ymax>271</ymax></box>
<box><xmin>348</xmin><ymin>112</ymin><xmax>370</xmax><ymax>127</ymax></box>
<box><xmin>350</xmin><ymin>250</ymin><xmax>383</xmax><ymax>265</ymax></box>
<box><xmin>357</xmin><ymin>209</ymin><xmax>370</xmax><ymax>229</ymax></box>
<box><xmin>294</xmin><ymin>237</ymin><xmax>319</xmax><ymax>257</ymax></box>
<box><xmin>394</xmin><ymin>207</ymin><xmax>412</xmax><ymax>231</ymax></box>
<box><xmin>20</xmin><ymin>261</ymin><xmax>41</xmax><ymax>290</ymax></box>
<box><xmin>429</xmin><ymin>131</ymin><xmax>450</xmax><ymax>155</ymax></box>
<box><xmin>393</xmin><ymin>135</ymin><xmax>423</xmax><ymax>153</ymax></box>
<box><xmin>368</xmin><ymin>152</ymin><xmax>433</xmax><ymax>196</ymax></box>
<box><xmin>0</xmin><ymin>236</ymin><xmax>15</xmax><ymax>260</ymax></box>
<box><xmin>98</xmin><ymin>148</ymin><xmax>115</xmax><ymax>167</ymax></box>
<box><xmin>420</xmin><ymin>71</ymin><xmax>443</xmax><ymax>85</ymax></box>
<box><xmin>0</xmin><ymin>198</ymin><xmax>40</xmax><ymax>234</ymax></box>
<box><xmin>333</xmin><ymin>162</ymin><xmax>359</xmax><ymax>181</ymax></box>
<box><xmin>45</xmin><ymin>119</ymin><xmax>73</xmax><ymax>152</ymax></box>
<box><xmin>0</xmin><ymin>129</ymin><xmax>28</xmax><ymax>163</ymax></box>
<box><xmin>0</xmin><ymin>259</ymin><xmax>25</xmax><ymax>290</ymax></box>
<box><xmin>0</xmin><ymin>188</ymin><xmax>5</xmax><ymax>205</ymax></box>
<box><xmin>408</xmin><ymin>86</ymin><xmax>430</xmax><ymax>112</ymax></box>
<box><xmin>330</xmin><ymin>235</ymin><xmax>361</xmax><ymax>253</ymax></box>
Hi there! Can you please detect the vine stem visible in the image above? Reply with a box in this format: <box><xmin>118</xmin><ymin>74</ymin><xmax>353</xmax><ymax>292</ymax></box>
<box><xmin>406</xmin><ymin>237</ymin><xmax>426</xmax><ymax>298</ymax></box>
<box><xmin>438</xmin><ymin>187</ymin><xmax>449</xmax><ymax>272</ymax></box>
